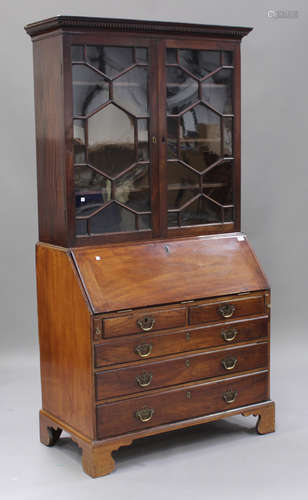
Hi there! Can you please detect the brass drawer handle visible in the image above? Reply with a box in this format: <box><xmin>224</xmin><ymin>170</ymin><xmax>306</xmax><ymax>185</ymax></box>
<box><xmin>136</xmin><ymin>371</ymin><xmax>153</xmax><ymax>387</ymax></box>
<box><xmin>221</xmin><ymin>357</ymin><xmax>238</xmax><ymax>370</ymax></box>
<box><xmin>137</xmin><ymin>316</ymin><xmax>156</xmax><ymax>332</ymax></box>
<box><xmin>135</xmin><ymin>343</ymin><xmax>153</xmax><ymax>358</ymax></box>
<box><xmin>218</xmin><ymin>303</ymin><xmax>235</xmax><ymax>319</ymax></box>
<box><xmin>223</xmin><ymin>389</ymin><xmax>238</xmax><ymax>404</ymax></box>
<box><xmin>221</xmin><ymin>327</ymin><xmax>238</xmax><ymax>342</ymax></box>
<box><xmin>135</xmin><ymin>406</ymin><xmax>155</xmax><ymax>423</ymax></box>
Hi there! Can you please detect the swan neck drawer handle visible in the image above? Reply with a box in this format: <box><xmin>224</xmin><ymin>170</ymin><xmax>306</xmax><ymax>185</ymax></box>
<box><xmin>221</xmin><ymin>328</ymin><xmax>238</xmax><ymax>342</ymax></box>
<box><xmin>223</xmin><ymin>389</ymin><xmax>238</xmax><ymax>404</ymax></box>
<box><xmin>135</xmin><ymin>406</ymin><xmax>155</xmax><ymax>423</ymax></box>
<box><xmin>218</xmin><ymin>303</ymin><xmax>235</xmax><ymax>318</ymax></box>
<box><xmin>221</xmin><ymin>357</ymin><xmax>238</xmax><ymax>370</ymax></box>
<box><xmin>136</xmin><ymin>372</ymin><xmax>153</xmax><ymax>387</ymax></box>
<box><xmin>135</xmin><ymin>343</ymin><xmax>153</xmax><ymax>358</ymax></box>
<box><xmin>137</xmin><ymin>316</ymin><xmax>156</xmax><ymax>331</ymax></box>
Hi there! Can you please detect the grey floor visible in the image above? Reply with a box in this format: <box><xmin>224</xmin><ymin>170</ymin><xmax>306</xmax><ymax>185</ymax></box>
<box><xmin>1</xmin><ymin>336</ymin><xmax>307</xmax><ymax>500</ymax></box>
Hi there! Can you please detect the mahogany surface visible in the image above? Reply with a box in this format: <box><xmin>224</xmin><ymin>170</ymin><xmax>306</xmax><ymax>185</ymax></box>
<box><xmin>72</xmin><ymin>234</ymin><xmax>269</xmax><ymax>313</ymax></box>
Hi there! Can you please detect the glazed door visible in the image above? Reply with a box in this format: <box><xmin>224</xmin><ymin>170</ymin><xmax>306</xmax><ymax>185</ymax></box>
<box><xmin>161</xmin><ymin>39</ymin><xmax>240</xmax><ymax>237</ymax></box>
<box><xmin>70</xmin><ymin>37</ymin><xmax>158</xmax><ymax>241</ymax></box>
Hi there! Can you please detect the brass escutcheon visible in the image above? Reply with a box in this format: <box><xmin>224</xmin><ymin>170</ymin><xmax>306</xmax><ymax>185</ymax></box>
<box><xmin>135</xmin><ymin>343</ymin><xmax>153</xmax><ymax>358</ymax></box>
<box><xmin>223</xmin><ymin>389</ymin><xmax>238</xmax><ymax>404</ymax></box>
<box><xmin>137</xmin><ymin>316</ymin><xmax>156</xmax><ymax>332</ymax></box>
<box><xmin>185</xmin><ymin>360</ymin><xmax>190</xmax><ymax>368</ymax></box>
<box><xmin>135</xmin><ymin>406</ymin><xmax>154</xmax><ymax>423</ymax></box>
<box><xmin>218</xmin><ymin>303</ymin><xmax>235</xmax><ymax>319</ymax></box>
<box><xmin>221</xmin><ymin>357</ymin><xmax>238</xmax><ymax>370</ymax></box>
<box><xmin>186</xmin><ymin>391</ymin><xmax>191</xmax><ymax>399</ymax></box>
<box><xmin>136</xmin><ymin>371</ymin><xmax>153</xmax><ymax>387</ymax></box>
<box><xmin>221</xmin><ymin>327</ymin><xmax>238</xmax><ymax>342</ymax></box>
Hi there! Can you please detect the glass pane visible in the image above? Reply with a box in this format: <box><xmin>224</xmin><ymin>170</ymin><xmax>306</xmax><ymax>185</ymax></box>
<box><xmin>180</xmin><ymin>104</ymin><xmax>221</xmax><ymax>172</ymax></box>
<box><xmin>167</xmin><ymin>117</ymin><xmax>178</xmax><ymax>159</ymax></box>
<box><xmin>72</xmin><ymin>65</ymin><xmax>109</xmax><ymax>116</ymax></box>
<box><xmin>168</xmin><ymin>213</ymin><xmax>178</xmax><ymax>227</ymax></box>
<box><xmin>89</xmin><ymin>203</ymin><xmax>135</xmax><ymax>234</ymax></box>
<box><xmin>113</xmin><ymin>67</ymin><xmax>148</xmax><ymax>116</ymax></box>
<box><xmin>73</xmin><ymin>119</ymin><xmax>86</xmax><ymax>145</ymax></box>
<box><xmin>223</xmin><ymin>117</ymin><xmax>233</xmax><ymax>156</ymax></box>
<box><xmin>76</xmin><ymin>219</ymin><xmax>87</xmax><ymax>235</ymax></box>
<box><xmin>137</xmin><ymin>119</ymin><xmax>149</xmax><ymax>160</ymax></box>
<box><xmin>223</xmin><ymin>51</ymin><xmax>233</xmax><ymax>66</ymax></box>
<box><xmin>166</xmin><ymin>48</ymin><xmax>177</xmax><ymax>64</ymax></box>
<box><xmin>139</xmin><ymin>214</ymin><xmax>151</xmax><ymax>229</ymax></box>
<box><xmin>135</xmin><ymin>48</ymin><xmax>148</xmax><ymax>63</ymax></box>
<box><xmin>166</xmin><ymin>67</ymin><xmax>198</xmax><ymax>115</ymax></box>
<box><xmin>167</xmin><ymin>161</ymin><xmax>199</xmax><ymax>209</ymax></box>
<box><xmin>71</xmin><ymin>45</ymin><xmax>84</xmax><ymax>62</ymax></box>
<box><xmin>224</xmin><ymin>207</ymin><xmax>233</xmax><ymax>222</ymax></box>
<box><xmin>74</xmin><ymin>145</ymin><xmax>86</xmax><ymax>164</ymax></box>
<box><xmin>74</xmin><ymin>165</ymin><xmax>112</xmax><ymax>215</ymax></box>
<box><xmin>180</xmin><ymin>197</ymin><xmax>222</xmax><ymax>225</ymax></box>
<box><xmin>86</xmin><ymin>46</ymin><xmax>134</xmax><ymax>78</ymax></box>
<box><xmin>179</xmin><ymin>50</ymin><xmax>220</xmax><ymax>79</ymax></box>
<box><xmin>203</xmin><ymin>162</ymin><xmax>233</xmax><ymax>206</ymax></box>
<box><xmin>115</xmin><ymin>164</ymin><xmax>150</xmax><ymax>211</ymax></box>
<box><xmin>202</xmin><ymin>69</ymin><xmax>233</xmax><ymax>114</ymax></box>
<box><xmin>88</xmin><ymin>104</ymin><xmax>135</xmax><ymax>177</ymax></box>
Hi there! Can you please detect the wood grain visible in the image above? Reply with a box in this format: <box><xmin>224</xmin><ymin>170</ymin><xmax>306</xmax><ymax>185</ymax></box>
<box><xmin>96</xmin><ymin>371</ymin><xmax>268</xmax><ymax>438</ymax></box>
<box><xmin>72</xmin><ymin>234</ymin><xmax>269</xmax><ymax>313</ymax></box>
<box><xmin>95</xmin><ymin>342</ymin><xmax>268</xmax><ymax>400</ymax></box>
<box><xmin>36</xmin><ymin>243</ymin><xmax>94</xmax><ymax>438</ymax></box>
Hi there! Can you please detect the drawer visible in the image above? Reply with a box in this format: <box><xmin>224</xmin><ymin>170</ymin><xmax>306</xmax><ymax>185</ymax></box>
<box><xmin>95</xmin><ymin>342</ymin><xmax>268</xmax><ymax>400</ymax></box>
<box><xmin>189</xmin><ymin>294</ymin><xmax>265</xmax><ymax>325</ymax></box>
<box><xmin>96</xmin><ymin>371</ymin><xmax>268</xmax><ymax>438</ymax></box>
<box><xmin>94</xmin><ymin>317</ymin><xmax>268</xmax><ymax>368</ymax></box>
<box><xmin>101</xmin><ymin>306</ymin><xmax>186</xmax><ymax>339</ymax></box>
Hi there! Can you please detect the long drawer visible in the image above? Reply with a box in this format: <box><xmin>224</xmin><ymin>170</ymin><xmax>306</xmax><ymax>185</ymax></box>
<box><xmin>96</xmin><ymin>371</ymin><xmax>268</xmax><ymax>438</ymax></box>
<box><xmin>94</xmin><ymin>316</ymin><xmax>268</xmax><ymax>368</ymax></box>
<box><xmin>189</xmin><ymin>294</ymin><xmax>265</xmax><ymax>325</ymax></box>
<box><xmin>95</xmin><ymin>342</ymin><xmax>268</xmax><ymax>400</ymax></box>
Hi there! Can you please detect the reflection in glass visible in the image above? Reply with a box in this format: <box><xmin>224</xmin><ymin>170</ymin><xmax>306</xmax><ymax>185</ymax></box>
<box><xmin>71</xmin><ymin>45</ymin><xmax>84</xmax><ymax>62</ymax></box>
<box><xmin>115</xmin><ymin>165</ymin><xmax>150</xmax><ymax>211</ymax></box>
<box><xmin>88</xmin><ymin>104</ymin><xmax>135</xmax><ymax>177</ymax></box>
<box><xmin>73</xmin><ymin>119</ymin><xmax>85</xmax><ymax>144</ymax></box>
<box><xmin>167</xmin><ymin>162</ymin><xmax>199</xmax><ymax>209</ymax></box>
<box><xmin>76</xmin><ymin>219</ymin><xmax>87</xmax><ymax>235</ymax></box>
<box><xmin>181</xmin><ymin>197</ymin><xmax>222</xmax><ymax>225</ymax></box>
<box><xmin>203</xmin><ymin>162</ymin><xmax>233</xmax><ymax>205</ymax></box>
<box><xmin>223</xmin><ymin>117</ymin><xmax>233</xmax><ymax>156</ymax></box>
<box><xmin>90</xmin><ymin>203</ymin><xmax>135</xmax><ymax>234</ymax></box>
<box><xmin>167</xmin><ymin>117</ymin><xmax>178</xmax><ymax>158</ymax></box>
<box><xmin>86</xmin><ymin>46</ymin><xmax>134</xmax><ymax>78</ymax></box>
<box><xmin>166</xmin><ymin>48</ymin><xmax>177</xmax><ymax>64</ymax></box>
<box><xmin>137</xmin><ymin>119</ymin><xmax>149</xmax><ymax>160</ymax></box>
<box><xmin>135</xmin><ymin>48</ymin><xmax>148</xmax><ymax>63</ymax></box>
<box><xmin>139</xmin><ymin>214</ymin><xmax>151</xmax><ymax>229</ymax></box>
<box><xmin>180</xmin><ymin>104</ymin><xmax>221</xmax><ymax>172</ymax></box>
<box><xmin>179</xmin><ymin>50</ymin><xmax>220</xmax><ymax>79</ymax></box>
<box><xmin>223</xmin><ymin>51</ymin><xmax>233</xmax><ymax>66</ymax></box>
<box><xmin>168</xmin><ymin>213</ymin><xmax>178</xmax><ymax>227</ymax></box>
<box><xmin>72</xmin><ymin>65</ymin><xmax>109</xmax><ymax>116</ymax></box>
<box><xmin>74</xmin><ymin>165</ymin><xmax>111</xmax><ymax>216</ymax></box>
<box><xmin>113</xmin><ymin>67</ymin><xmax>148</xmax><ymax>116</ymax></box>
<box><xmin>166</xmin><ymin>67</ymin><xmax>198</xmax><ymax>115</ymax></box>
<box><xmin>202</xmin><ymin>69</ymin><xmax>233</xmax><ymax>114</ymax></box>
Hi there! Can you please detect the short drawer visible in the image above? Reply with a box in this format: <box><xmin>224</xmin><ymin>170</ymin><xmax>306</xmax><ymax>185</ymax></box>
<box><xmin>95</xmin><ymin>342</ymin><xmax>268</xmax><ymax>400</ymax></box>
<box><xmin>94</xmin><ymin>317</ymin><xmax>268</xmax><ymax>368</ymax></box>
<box><xmin>101</xmin><ymin>306</ymin><xmax>186</xmax><ymax>339</ymax></box>
<box><xmin>96</xmin><ymin>371</ymin><xmax>268</xmax><ymax>438</ymax></box>
<box><xmin>189</xmin><ymin>294</ymin><xmax>265</xmax><ymax>325</ymax></box>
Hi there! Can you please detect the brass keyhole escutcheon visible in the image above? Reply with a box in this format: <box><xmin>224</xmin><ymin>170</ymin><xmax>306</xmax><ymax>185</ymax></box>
<box><xmin>185</xmin><ymin>360</ymin><xmax>190</xmax><ymax>368</ymax></box>
<box><xmin>186</xmin><ymin>332</ymin><xmax>191</xmax><ymax>340</ymax></box>
<box><xmin>186</xmin><ymin>391</ymin><xmax>191</xmax><ymax>399</ymax></box>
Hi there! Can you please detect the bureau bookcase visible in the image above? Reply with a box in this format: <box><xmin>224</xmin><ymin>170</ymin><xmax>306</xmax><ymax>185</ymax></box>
<box><xmin>25</xmin><ymin>16</ymin><xmax>275</xmax><ymax>477</ymax></box>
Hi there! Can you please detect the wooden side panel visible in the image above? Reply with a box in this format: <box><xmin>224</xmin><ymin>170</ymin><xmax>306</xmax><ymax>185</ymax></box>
<box><xmin>72</xmin><ymin>234</ymin><xmax>269</xmax><ymax>313</ymax></box>
<box><xmin>36</xmin><ymin>244</ymin><xmax>94</xmax><ymax>438</ymax></box>
<box><xmin>32</xmin><ymin>35</ymin><xmax>68</xmax><ymax>246</ymax></box>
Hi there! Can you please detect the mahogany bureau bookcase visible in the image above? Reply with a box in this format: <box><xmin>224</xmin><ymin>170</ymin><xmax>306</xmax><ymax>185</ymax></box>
<box><xmin>25</xmin><ymin>16</ymin><xmax>275</xmax><ymax>478</ymax></box>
